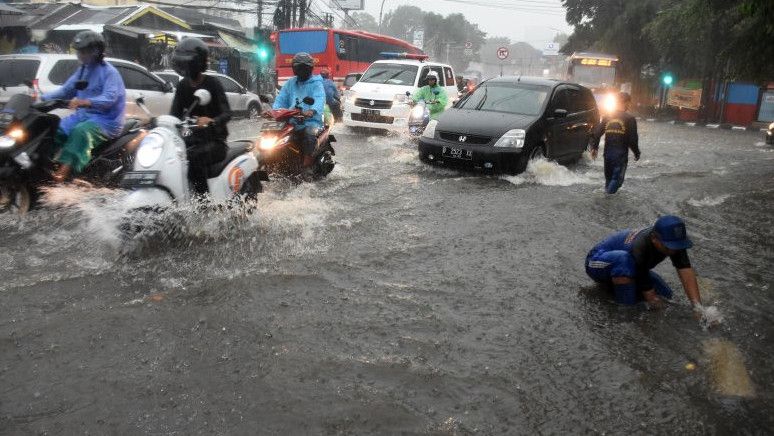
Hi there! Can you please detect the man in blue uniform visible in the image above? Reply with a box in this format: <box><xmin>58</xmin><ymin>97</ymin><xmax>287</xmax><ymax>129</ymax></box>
<box><xmin>585</xmin><ymin>215</ymin><xmax>705</xmax><ymax>314</ymax></box>
<box><xmin>43</xmin><ymin>31</ymin><xmax>126</xmax><ymax>182</ymax></box>
<box><xmin>589</xmin><ymin>92</ymin><xmax>640</xmax><ymax>194</ymax></box>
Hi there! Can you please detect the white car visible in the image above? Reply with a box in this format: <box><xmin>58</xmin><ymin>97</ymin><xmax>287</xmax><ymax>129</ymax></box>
<box><xmin>153</xmin><ymin>69</ymin><xmax>268</xmax><ymax>118</ymax></box>
<box><xmin>0</xmin><ymin>54</ymin><xmax>174</xmax><ymax>120</ymax></box>
<box><xmin>343</xmin><ymin>57</ymin><xmax>459</xmax><ymax>131</ymax></box>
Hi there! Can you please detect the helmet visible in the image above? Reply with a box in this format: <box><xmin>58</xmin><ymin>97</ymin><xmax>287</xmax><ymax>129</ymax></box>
<box><xmin>426</xmin><ymin>71</ymin><xmax>439</xmax><ymax>84</ymax></box>
<box><xmin>172</xmin><ymin>37</ymin><xmax>209</xmax><ymax>79</ymax></box>
<box><xmin>72</xmin><ymin>31</ymin><xmax>105</xmax><ymax>59</ymax></box>
<box><xmin>292</xmin><ymin>52</ymin><xmax>314</xmax><ymax>82</ymax></box>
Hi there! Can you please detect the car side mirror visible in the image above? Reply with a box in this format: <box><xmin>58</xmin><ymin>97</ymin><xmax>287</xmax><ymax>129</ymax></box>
<box><xmin>163</xmin><ymin>81</ymin><xmax>174</xmax><ymax>93</ymax></box>
<box><xmin>405</xmin><ymin>91</ymin><xmax>411</xmax><ymax>97</ymax></box>
<box><xmin>302</xmin><ymin>96</ymin><xmax>315</xmax><ymax>105</ymax></box>
<box><xmin>240</xmin><ymin>87</ymin><xmax>247</xmax><ymax>94</ymax></box>
<box><xmin>553</xmin><ymin>108</ymin><xmax>568</xmax><ymax>118</ymax></box>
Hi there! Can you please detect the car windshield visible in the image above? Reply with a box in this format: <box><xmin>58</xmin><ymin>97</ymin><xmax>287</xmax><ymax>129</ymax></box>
<box><xmin>359</xmin><ymin>64</ymin><xmax>418</xmax><ymax>86</ymax></box>
<box><xmin>457</xmin><ymin>82</ymin><xmax>550</xmax><ymax>116</ymax></box>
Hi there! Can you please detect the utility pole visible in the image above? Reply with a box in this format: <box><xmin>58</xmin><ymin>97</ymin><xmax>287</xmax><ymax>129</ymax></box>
<box><xmin>298</xmin><ymin>0</ymin><xmax>306</xmax><ymax>27</ymax></box>
<box><xmin>257</xmin><ymin>0</ymin><xmax>263</xmax><ymax>28</ymax></box>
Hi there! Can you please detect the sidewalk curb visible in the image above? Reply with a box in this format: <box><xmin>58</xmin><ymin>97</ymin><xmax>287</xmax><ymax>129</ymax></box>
<box><xmin>635</xmin><ymin>117</ymin><xmax>766</xmax><ymax>132</ymax></box>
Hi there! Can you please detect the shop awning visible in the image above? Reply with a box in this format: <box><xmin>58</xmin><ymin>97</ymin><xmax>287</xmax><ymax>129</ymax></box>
<box><xmin>218</xmin><ymin>31</ymin><xmax>258</xmax><ymax>54</ymax></box>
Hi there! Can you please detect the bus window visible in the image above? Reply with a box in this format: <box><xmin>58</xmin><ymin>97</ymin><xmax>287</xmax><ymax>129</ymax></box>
<box><xmin>279</xmin><ymin>30</ymin><xmax>328</xmax><ymax>54</ymax></box>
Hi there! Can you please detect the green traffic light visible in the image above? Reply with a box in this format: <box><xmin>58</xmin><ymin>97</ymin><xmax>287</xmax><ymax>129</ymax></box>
<box><xmin>662</xmin><ymin>74</ymin><xmax>674</xmax><ymax>86</ymax></box>
<box><xmin>258</xmin><ymin>47</ymin><xmax>269</xmax><ymax>60</ymax></box>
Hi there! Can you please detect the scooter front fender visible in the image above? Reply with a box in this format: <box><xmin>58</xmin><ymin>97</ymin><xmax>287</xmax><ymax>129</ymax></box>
<box><xmin>123</xmin><ymin>188</ymin><xmax>173</xmax><ymax>212</ymax></box>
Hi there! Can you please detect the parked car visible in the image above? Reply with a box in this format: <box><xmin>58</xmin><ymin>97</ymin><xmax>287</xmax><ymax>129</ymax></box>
<box><xmin>418</xmin><ymin>77</ymin><xmax>599</xmax><ymax>174</ymax></box>
<box><xmin>0</xmin><ymin>54</ymin><xmax>174</xmax><ymax>119</ymax></box>
<box><xmin>152</xmin><ymin>69</ymin><xmax>268</xmax><ymax>118</ymax></box>
<box><xmin>343</xmin><ymin>56</ymin><xmax>459</xmax><ymax>131</ymax></box>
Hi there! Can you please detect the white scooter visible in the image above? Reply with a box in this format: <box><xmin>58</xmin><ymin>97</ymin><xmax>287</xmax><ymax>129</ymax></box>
<box><xmin>121</xmin><ymin>89</ymin><xmax>264</xmax><ymax>215</ymax></box>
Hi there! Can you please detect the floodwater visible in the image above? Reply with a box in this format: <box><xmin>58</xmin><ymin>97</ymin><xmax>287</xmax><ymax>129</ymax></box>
<box><xmin>1</xmin><ymin>121</ymin><xmax>773</xmax><ymax>434</ymax></box>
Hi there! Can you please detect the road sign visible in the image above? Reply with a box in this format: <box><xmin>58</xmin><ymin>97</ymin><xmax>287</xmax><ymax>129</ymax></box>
<box><xmin>464</xmin><ymin>48</ymin><xmax>473</xmax><ymax>56</ymax></box>
<box><xmin>465</xmin><ymin>41</ymin><xmax>473</xmax><ymax>49</ymax></box>
<box><xmin>542</xmin><ymin>42</ymin><xmax>559</xmax><ymax>56</ymax></box>
<box><xmin>413</xmin><ymin>29</ymin><xmax>424</xmax><ymax>50</ymax></box>
<box><xmin>218</xmin><ymin>58</ymin><xmax>228</xmax><ymax>75</ymax></box>
<box><xmin>497</xmin><ymin>46</ymin><xmax>509</xmax><ymax>60</ymax></box>
<box><xmin>328</xmin><ymin>0</ymin><xmax>364</xmax><ymax>10</ymax></box>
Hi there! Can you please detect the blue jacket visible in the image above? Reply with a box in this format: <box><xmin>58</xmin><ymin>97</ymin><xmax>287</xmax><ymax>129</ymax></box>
<box><xmin>322</xmin><ymin>78</ymin><xmax>340</xmax><ymax>106</ymax></box>
<box><xmin>43</xmin><ymin>61</ymin><xmax>126</xmax><ymax>138</ymax></box>
<box><xmin>273</xmin><ymin>75</ymin><xmax>325</xmax><ymax>130</ymax></box>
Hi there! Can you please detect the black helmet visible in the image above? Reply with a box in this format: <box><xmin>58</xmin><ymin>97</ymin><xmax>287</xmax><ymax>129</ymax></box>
<box><xmin>73</xmin><ymin>30</ymin><xmax>105</xmax><ymax>58</ymax></box>
<box><xmin>292</xmin><ymin>52</ymin><xmax>314</xmax><ymax>82</ymax></box>
<box><xmin>172</xmin><ymin>37</ymin><xmax>209</xmax><ymax>79</ymax></box>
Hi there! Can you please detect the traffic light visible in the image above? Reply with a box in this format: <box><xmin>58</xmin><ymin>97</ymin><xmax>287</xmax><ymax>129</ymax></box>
<box><xmin>661</xmin><ymin>72</ymin><xmax>674</xmax><ymax>87</ymax></box>
<box><xmin>253</xmin><ymin>27</ymin><xmax>274</xmax><ymax>63</ymax></box>
<box><xmin>257</xmin><ymin>45</ymin><xmax>270</xmax><ymax>61</ymax></box>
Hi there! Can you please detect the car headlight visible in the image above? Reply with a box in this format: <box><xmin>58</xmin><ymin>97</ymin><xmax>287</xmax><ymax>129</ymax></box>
<box><xmin>346</xmin><ymin>91</ymin><xmax>357</xmax><ymax>104</ymax></box>
<box><xmin>769</xmin><ymin>122</ymin><xmax>774</xmax><ymax>131</ymax></box>
<box><xmin>422</xmin><ymin>120</ymin><xmax>438</xmax><ymax>138</ymax></box>
<box><xmin>0</xmin><ymin>135</ymin><xmax>16</xmax><ymax>149</ymax></box>
<box><xmin>136</xmin><ymin>132</ymin><xmax>164</xmax><ymax>168</ymax></box>
<box><xmin>259</xmin><ymin>134</ymin><xmax>289</xmax><ymax>151</ymax></box>
<box><xmin>602</xmin><ymin>92</ymin><xmax>617</xmax><ymax>114</ymax></box>
<box><xmin>0</xmin><ymin>128</ymin><xmax>25</xmax><ymax>149</ymax></box>
<box><xmin>493</xmin><ymin>129</ymin><xmax>526</xmax><ymax>149</ymax></box>
<box><xmin>394</xmin><ymin>93</ymin><xmax>409</xmax><ymax>103</ymax></box>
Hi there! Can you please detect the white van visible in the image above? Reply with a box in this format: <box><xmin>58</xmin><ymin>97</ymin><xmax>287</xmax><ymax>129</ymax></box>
<box><xmin>343</xmin><ymin>58</ymin><xmax>458</xmax><ymax>131</ymax></box>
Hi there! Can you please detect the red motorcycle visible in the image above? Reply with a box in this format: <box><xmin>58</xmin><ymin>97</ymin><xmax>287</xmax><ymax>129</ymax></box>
<box><xmin>258</xmin><ymin>97</ymin><xmax>336</xmax><ymax>179</ymax></box>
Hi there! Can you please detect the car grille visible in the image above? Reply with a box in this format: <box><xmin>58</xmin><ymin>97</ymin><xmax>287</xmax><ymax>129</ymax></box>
<box><xmin>351</xmin><ymin>113</ymin><xmax>394</xmax><ymax>124</ymax></box>
<box><xmin>354</xmin><ymin>98</ymin><xmax>392</xmax><ymax>110</ymax></box>
<box><xmin>438</xmin><ymin>131</ymin><xmax>492</xmax><ymax>145</ymax></box>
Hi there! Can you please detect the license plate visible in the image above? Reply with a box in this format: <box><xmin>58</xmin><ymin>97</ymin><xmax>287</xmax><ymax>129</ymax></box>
<box><xmin>121</xmin><ymin>171</ymin><xmax>159</xmax><ymax>188</ymax></box>
<box><xmin>362</xmin><ymin>109</ymin><xmax>380</xmax><ymax>117</ymax></box>
<box><xmin>261</xmin><ymin>121</ymin><xmax>286</xmax><ymax>131</ymax></box>
<box><xmin>442</xmin><ymin>146</ymin><xmax>473</xmax><ymax>160</ymax></box>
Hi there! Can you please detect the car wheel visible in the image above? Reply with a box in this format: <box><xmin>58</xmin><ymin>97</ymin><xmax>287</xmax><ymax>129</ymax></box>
<box><xmin>516</xmin><ymin>144</ymin><xmax>545</xmax><ymax>173</ymax></box>
<box><xmin>248</xmin><ymin>103</ymin><xmax>260</xmax><ymax>119</ymax></box>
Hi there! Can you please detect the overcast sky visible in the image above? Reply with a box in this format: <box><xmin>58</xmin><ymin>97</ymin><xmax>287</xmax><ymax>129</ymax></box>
<box><xmin>357</xmin><ymin>0</ymin><xmax>572</xmax><ymax>49</ymax></box>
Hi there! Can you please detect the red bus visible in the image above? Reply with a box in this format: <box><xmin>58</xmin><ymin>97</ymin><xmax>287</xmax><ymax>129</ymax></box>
<box><xmin>273</xmin><ymin>28</ymin><xmax>424</xmax><ymax>87</ymax></box>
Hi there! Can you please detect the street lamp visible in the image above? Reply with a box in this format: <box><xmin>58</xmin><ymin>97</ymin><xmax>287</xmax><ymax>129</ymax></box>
<box><xmin>378</xmin><ymin>0</ymin><xmax>387</xmax><ymax>34</ymax></box>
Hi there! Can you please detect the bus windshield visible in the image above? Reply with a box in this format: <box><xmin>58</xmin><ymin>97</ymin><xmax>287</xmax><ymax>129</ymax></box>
<box><xmin>279</xmin><ymin>30</ymin><xmax>328</xmax><ymax>54</ymax></box>
<box><xmin>360</xmin><ymin>64</ymin><xmax>418</xmax><ymax>86</ymax></box>
<box><xmin>572</xmin><ymin>65</ymin><xmax>616</xmax><ymax>88</ymax></box>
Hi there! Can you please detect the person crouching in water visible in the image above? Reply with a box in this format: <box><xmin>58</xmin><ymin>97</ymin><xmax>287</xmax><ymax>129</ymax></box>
<box><xmin>43</xmin><ymin>31</ymin><xmax>126</xmax><ymax>183</ymax></box>
<box><xmin>585</xmin><ymin>215</ymin><xmax>707</xmax><ymax>317</ymax></box>
<box><xmin>588</xmin><ymin>92</ymin><xmax>640</xmax><ymax>194</ymax></box>
<box><xmin>169</xmin><ymin>38</ymin><xmax>232</xmax><ymax>194</ymax></box>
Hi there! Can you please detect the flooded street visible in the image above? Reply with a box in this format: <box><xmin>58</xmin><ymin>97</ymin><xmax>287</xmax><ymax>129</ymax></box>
<box><xmin>1</xmin><ymin>120</ymin><xmax>773</xmax><ymax>434</ymax></box>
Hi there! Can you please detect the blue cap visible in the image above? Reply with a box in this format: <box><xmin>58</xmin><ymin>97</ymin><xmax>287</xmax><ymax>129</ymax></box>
<box><xmin>654</xmin><ymin>215</ymin><xmax>693</xmax><ymax>250</ymax></box>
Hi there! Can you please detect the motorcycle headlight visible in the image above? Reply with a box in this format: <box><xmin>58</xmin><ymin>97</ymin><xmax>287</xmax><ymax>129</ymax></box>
<box><xmin>602</xmin><ymin>92</ymin><xmax>617</xmax><ymax>114</ymax></box>
<box><xmin>136</xmin><ymin>132</ymin><xmax>164</xmax><ymax>168</ymax></box>
<box><xmin>493</xmin><ymin>129</ymin><xmax>526</xmax><ymax>149</ymax></box>
<box><xmin>394</xmin><ymin>93</ymin><xmax>409</xmax><ymax>103</ymax></box>
<box><xmin>769</xmin><ymin>122</ymin><xmax>774</xmax><ymax>131</ymax></box>
<box><xmin>410</xmin><ymin>104</ymin><xmax>425</xmax><ymax>119</ymax></box>
<box><xmin>422</xmin><ymin>120</ymin><xmax>438</xmax><ymax>139</ymax></box>
<box><xmin>259</xmin><ymin>134</ymin><xmax>289</xmax><ymax>151</ymax></box>
<box><xmin>0</xmin><ymin>128</ymin><xmax>25</xmax><ymax>149</ymax></box>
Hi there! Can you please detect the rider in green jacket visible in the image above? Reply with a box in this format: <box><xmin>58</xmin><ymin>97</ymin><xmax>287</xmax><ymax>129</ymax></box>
<box><xmin>411</xmin><ymin>71</ymin><xmax>448</xmax><ymax>120</ymax></box>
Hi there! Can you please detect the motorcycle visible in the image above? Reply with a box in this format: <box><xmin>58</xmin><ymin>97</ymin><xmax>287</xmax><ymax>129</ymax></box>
<box><xmin>406</xmin><ymin>90</ymin><xmax>440</xmax><ymax>138</ymax></box>
<box><xmin>0</xmin><ymin>91</ymin><xmax>146</xmax><ymax>215</ymax></box>
<box><xmin>120</xmin><ymin>89</ymin><xmax>264</xmax><ymax>217</ymax></box>
<box><xmin>257</xmin><ymin>96</ymin><xmax>336</xmax><ymax>180</ymax></box>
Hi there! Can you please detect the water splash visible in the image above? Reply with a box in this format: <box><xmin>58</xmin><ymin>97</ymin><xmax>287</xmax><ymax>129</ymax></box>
<box><xmin>688</xmin><ymin>195</ymin><xmax>730</xmax><ymax>207</ymax></box>
<box><xmin>502</xmin><ymin>157</ymin><xmax>598</xmax><ymax>186</ymax></box>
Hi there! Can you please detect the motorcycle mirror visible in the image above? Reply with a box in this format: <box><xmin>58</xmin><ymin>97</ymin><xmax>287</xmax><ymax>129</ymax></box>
<box><xmin>405</xmin><ymin>91</ymin><xmax>411</xmax><ymax>96</ymax></box>
<box><xmin>194</xmin><ymin>89</ymin><xmax>212</xmax><ymax>106</ymax></box>
<box><xmin>302</xmin><ymin>96</ymin><xmax>315</xmax><ymax>105</ymax></box>
<box><xmin>23</xmin><ymin>79</ymin><xmax>34</xmax><ymax>88</ymax></box>
<box><xmin>75</xmin><ymin>80</ymin><xmax>89</xmax><ymax>91</ymax></box>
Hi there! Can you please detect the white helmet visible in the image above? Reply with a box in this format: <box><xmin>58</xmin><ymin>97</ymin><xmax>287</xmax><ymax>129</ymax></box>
<box><xmin>426</xmin><ymin>71</ymin><xmax>440</xmax><ymax>82</ymax></box>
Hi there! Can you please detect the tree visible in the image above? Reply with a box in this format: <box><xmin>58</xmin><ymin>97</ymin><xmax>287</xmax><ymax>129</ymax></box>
<box><xmin>382</xmin><ymin>5</ymin><xmax>424</xmax><ymax>42</ymax></box>
<box><xmin>347</xmin><ymin>11</ymin><xmax>379</xmax><ymax>33</ymax></box>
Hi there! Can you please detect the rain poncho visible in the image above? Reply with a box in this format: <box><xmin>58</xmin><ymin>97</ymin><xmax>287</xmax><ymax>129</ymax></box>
<box><xmin>412</xmin><ymin>85</ymin><xmax>448</xmax><ymax>120</ymax></box>
<box><xmin>273</xmin><ymin>74</ymin><xmax>326</xmax><ymax>130</ymax></box>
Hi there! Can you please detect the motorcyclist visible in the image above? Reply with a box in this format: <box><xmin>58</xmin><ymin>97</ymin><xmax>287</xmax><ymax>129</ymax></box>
<box><xmin>42</xmin><ymin>31</ymin><xmax>126</xmax><ymax>183</ymax></box>
<box><xmin>319</xmin><ymin>67</ymin><xmax>342</xmax><ymax>122</ymax></box>
<box><xmin>169</xmin><ymin>37</ymin><xmax>232</xmax><ymax>194</ymax></box>
<box><xmin>410</xmin><ymin>71</ymin><xmax>448</xmax><ymax>120</ymax></box>
<box><xmin>589</xmin><ymin>92</ymin><xmax>640</xmax><ymax>194</ymax></box>
<box><xmin>266</xmin><ymin>52</ymin><xmax>325</xmax><ymax>171</ymax></box>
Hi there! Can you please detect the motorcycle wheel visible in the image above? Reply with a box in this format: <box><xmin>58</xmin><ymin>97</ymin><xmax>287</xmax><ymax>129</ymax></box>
<box><xmin>315</xmin><ymin>149</ymin><xmax>335</xmax><ymax>177</ymax></box>
<box><xmin>239</xmin><ymin>173</ymin><xmax>263</xmax><ymax>200</ymax></box>
<box><xmin>0</xmin><ymin>183</ymin><xmax>33</xmax><ymax>215</ymax></box>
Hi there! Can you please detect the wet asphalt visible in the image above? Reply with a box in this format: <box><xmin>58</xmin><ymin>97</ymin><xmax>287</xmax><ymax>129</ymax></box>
<box><xmin>1</xmin><ymin>120</ymin><xmax>773</xmax><ymax>435</ymax></box>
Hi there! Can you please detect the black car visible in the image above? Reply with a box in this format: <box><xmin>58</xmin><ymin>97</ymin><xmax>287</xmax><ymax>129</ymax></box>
<box><xmin>418</xmin><ymin>77</ymin><xmax>599</xmax><ymax>174</ymax></box>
